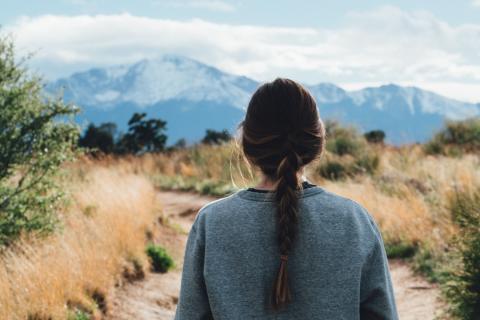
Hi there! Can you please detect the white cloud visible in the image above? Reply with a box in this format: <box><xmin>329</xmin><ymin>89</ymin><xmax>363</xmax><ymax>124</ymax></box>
<box><xmin>153</xmin><ymin>0</ymin><xmax>235</xmax><ymax>12</ymax></box>
<box><xmin>5</xmin><ymin>6</ymin><xmax>480</xmax><ymax>102</ymax></box>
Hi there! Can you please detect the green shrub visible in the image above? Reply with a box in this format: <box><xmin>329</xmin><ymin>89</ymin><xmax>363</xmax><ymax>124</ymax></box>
<box><xmin>318</xmin><ymin>153</ymin><xmax>379</xmax><ymax>181</ymax></box>
<box><xmin>353</xmin><ymin>154</ymin><xmax>380</xmax><ymax>175</ymax></box>
<box><xmin>318</xmin><ymin>161</ymin><xmax>348</xmax><ymax>180</ymax></box>
<box><xmin>202</xmin><ymin>129</ymin><xmax>232</xmax><ymax>145</ymax></box>
<box><xmin>0</xmin><ymin>35</ymin><xmax>79</xmax><ymax>246</ymax></box>
<box><xmin>412</xmin><ymin>246</ymin><xmax>452</xmax><ymax>284</ymax></box>
<box><xmin>385</xmin><ymin>242</ymin><xmax>417</xmax><ymax>259</ymax></box>
<box><xmin>364</xmin><ymin>130</ymin><xmax>386</xmax><ymax>144</ymax></box>
<box><xmin>197</xmin><ymin>180</ymin><xmax>236</xmax><ymax>196</ymax></box>
<box><xmin>424</xmin><ymin>139</ymin><xmax>444</xmax><ymax>155</ymax></box>
<box><xmin>153</xmin><ymin>174</ymin><xmax>236</xmax><ymax>197</ymax></box>
<box><xmin>146</xmin><ymin>244</ymin><xmax>174</xmax><ymax>273</ymax></box>
<box><xmin>67</xmin><ymin>310</ymin><xmax>90</xmax><ymax>320</ymax></box>
<box><xmin>324</xmin><ymin>120</ymin><xmax>364</xmax><ymax>157</ymax></box>
<box><xmin>444</xmin><ymin>188</ymin><xmax>480</xmax><ymax>319</ymax></box>
<box><xmin>425</xmin><ymin>118</ymin><xmax>480</xmax><ymax>155</ymax></box>
<box><xmin>327</xmin><ymin>136</ymin><xmax>361</xmax><ymax>156</ymax></box>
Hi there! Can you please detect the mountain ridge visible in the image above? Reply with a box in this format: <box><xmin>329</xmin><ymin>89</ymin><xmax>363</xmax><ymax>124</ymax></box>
<box><xmin>47</xmin><ymin>55</ymin><xmax>480</xmax><ymax>145</ymax></box>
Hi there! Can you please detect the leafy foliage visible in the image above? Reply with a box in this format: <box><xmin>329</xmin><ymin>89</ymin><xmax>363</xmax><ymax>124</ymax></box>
<box><xmin>78</xmin><ymin>122</ymin><xmax>116</xmax><ymax>155</ymax></box>
<box><xmin>317</xmin><ymin>153</ymin><xmax>380</xmax><ymax>181</ymax></box>
<box><xmin>353</xmin><ymin>154</ymin><xmax>380</xmax><ymax>175</ymax></box>
<box><xmin>317</xmin><ymin>121</ymin><xmax>381</xmax><ymax>180</ymax></box>
<box><xmin>324</xmin><ymin>120</ymin><xmax>364</xmax><ymax>156</ymax></box>
<box><xmin>201</xmin><ymin>129</ymin><xmax>231</xmax><ymax>145</ymax></box>
<box><xmin>385</xmin><ymin>242</ymin><xmax>417</xmax><ymax>259</ymax></box>
<box><xmin>445</xmin><ymin>188</ymin><xmax>480</xmax><ymax>319</ymax></box>
<box><xmin>117</xmin><ymin>112</ymin><xmax>167</xmax><ymax>154</ymax></box>
<box><xmin>145</xmin><ymin>244</ymin><xmax>174</xmax><ymax>273</ymax></box>
<box><xmin>172</xmin><ymin>138</ymin><xmax>187</xmax><ymax>149</ymax></box>
<box><xmin>67</xmin><ymin>310</ymin><xmax>90</xmax><ymax>320</ymax></box>
<box><xmin>0</xmin><ymin>35</ymin><xmax>79</xmax><ymax>245</ymax></box>
<box><xmin>364</xmin><ymin>130</ymin><xmax>386</xmax><ymax>144</ymax></box>
<box><xmin>317</xmin><ymin>161</ymin><xmax>348</xmax><ymax>180</ymax></box>
<box><xmin>425</xmin><ymin>118</ymin><xmax>480</xmax><ymax>155</ymax></box>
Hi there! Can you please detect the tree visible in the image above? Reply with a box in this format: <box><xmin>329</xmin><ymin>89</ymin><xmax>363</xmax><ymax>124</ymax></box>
<box><xmin>117</xmin><ymin>113</ymin><xmax>167</xmax><ymax>154</ymax></box>
<box><xmin>0</xmin><ymin>35</ymin><xmax>79</xmax><ymax>245</ymax></box>
<box><xmin>202</xmin><ymin>129</ymin><xmax>231</xmax><ymax>145</ymax></box>
<box><xmin>364</xmin><ymin>130</ymin><xmax>386</xmax><ymax>144</ymax></box>
<box><xmin>79</xmin><ymin>122</ymin><xmax>117</xmax><ymax>155</ymax></box>
<box><xmin>173</xmin><ymin>138</ymin><xmax>187</xmax><ymax>149</ymax></box>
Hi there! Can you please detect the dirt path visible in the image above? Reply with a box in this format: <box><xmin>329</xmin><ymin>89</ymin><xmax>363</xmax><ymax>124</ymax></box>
<box><xmin>109</xmin><ymin>191</ymin><xmax>444</xmax><ymax>320</ymax></box>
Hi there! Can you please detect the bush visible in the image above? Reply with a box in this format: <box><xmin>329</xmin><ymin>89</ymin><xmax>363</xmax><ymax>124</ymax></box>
<box><xmin>385</xmin><ymin>242</ymin><xmax>417</xmax><ymax>259</ymax></box>
<box><xmin>67</xmin><ymin>310</ymin><xmax>90</xmax><ymax>320</ymax></box>
<box><xmin>146</xmin><ymin>244</ymin><xmax>174</xmax><ymax>273</ymax></box>
<box><xmin>364</xmin><ymin>130</ymin><xmax>386</xmax><ymax>144</ymax></box>
<box><xmin>0</xmin><ymin>35</ymin><xmax>79</xmax><ymax>246</ymax></box>
<box><xmin>353</xmin><ymin>154</ymin><xmax>380</xmax><ymax>175</ymax></box>
<box><xmin>78</xmin><ymin>123</ymin><xmax>116</xmax><ymax>155</ymax></box>
<box><xmin>318</xmin><ymin>161</ymin><xmax>348</xmax><ymax>180</ymax></box>
<box><xmin>318</xmin><ymin>153</ymin><xmax>379</xmax><ymax>181</ymax></box>
<box><xmin>412</xmin><ymin>246</ymin><xmax>452</xmax><ymax>284</ymax></box>
<box><xmin>425</xmin><ymin>118</ymin><xmax>480</xmax><ymax>155</ymax></box>
<box><xmin>116</xmin><ymin>113</ymin><xmax>168</xmax><ymax>154</ymax></box>
<box><xmin>444</xmin><ymin>188</ymin><xmax>480</xmax><ymax>319</ymax></box>
<box><xmin>328</xmin><ymin>136</ymin><xmax>361</xmax><ymax>156</ymax></box>
<box><xmin>325</xmin><ymin>121</ymin><xmax>364</xmax><ymax>157</ymax></box>
<box><xmin>202</xmin><ymin>129</ymin><xmax>232</xmax><ymax>145</ymax></box>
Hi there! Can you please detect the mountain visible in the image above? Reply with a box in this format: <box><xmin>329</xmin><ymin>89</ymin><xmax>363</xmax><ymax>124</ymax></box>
<box><xmin>48</xmin><ymin>55</ymin><xmax>480</xmax><ymax>145</ymax></box>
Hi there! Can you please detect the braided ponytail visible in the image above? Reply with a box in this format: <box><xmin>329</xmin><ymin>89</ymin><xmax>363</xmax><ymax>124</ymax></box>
<box><xmin>241</xmin><ymin>78</ymin><xmax>326</xmax><ymax>311</ymax></box>
<box><xmin>272</xmin><ymin>151</ymin><xmax>302</xmax><ymax>308</ymax></box>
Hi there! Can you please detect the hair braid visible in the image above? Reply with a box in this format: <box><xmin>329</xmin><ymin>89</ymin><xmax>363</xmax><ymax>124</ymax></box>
<box><xmin>240</xmin><ymin>78</ymin><xmax>326</xmax><ymax>311</ymax></box>
<box><xmin>272</xmin><ymin>151</ymin><xmax>302</xmax><ymax>309</ymax></box>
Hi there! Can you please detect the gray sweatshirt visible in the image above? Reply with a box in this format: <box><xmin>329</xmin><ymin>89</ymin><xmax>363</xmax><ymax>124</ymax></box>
<box><xmin>175</xmin><ymin>185</ymin><xmax>398</xmax><ymax>320</ymax></box>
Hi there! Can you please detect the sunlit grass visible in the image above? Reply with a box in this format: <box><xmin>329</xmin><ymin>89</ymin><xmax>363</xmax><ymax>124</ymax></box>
<box><xmin>0</xmin><ymin>164</ymin><xmax>158</xmax><ymax>319</ymax></box>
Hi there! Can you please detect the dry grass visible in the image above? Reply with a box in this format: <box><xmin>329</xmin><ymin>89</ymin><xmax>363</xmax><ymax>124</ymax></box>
<box><xmin>0</xmin><ymin>163</ymin><xmax>158</xmax><ymax>319</ymax></box>
<box><xmin>128</xmin><ymin>142</ymin><xmax>479</xmax><ymax>255</ymax></box>
<box><xmin>316</xmin><ymin>147</ymin><xmax>478</xmax><ymax>249</ymax></box>
<box><xmin>324</xmin><ymin>178</ymin><xmax>437</xmax><ymax>244</ymax></box>
<box><xmin>1</xmin><ymin>141</ymin><xmax>476</xmax><ymax>318</ymax></box>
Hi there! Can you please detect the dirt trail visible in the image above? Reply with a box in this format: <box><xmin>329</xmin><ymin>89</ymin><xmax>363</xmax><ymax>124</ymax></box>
<box><xmin>109</xmin><ymin>191</ymin><xmax>444</xmax><ymax>320</ymax></box>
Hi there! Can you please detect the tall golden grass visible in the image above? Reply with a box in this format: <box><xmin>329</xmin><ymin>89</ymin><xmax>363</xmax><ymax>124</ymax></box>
<box><xmin>315</xmin><ymin>147</ymin><xmax>479</xmax><ymax>250</ymax></box>
<box><xmin>0</xmin><ymin>141</ymin><xmax>477</xmax><ymax>318</ymax></box>
<box><xmin>0</xmin><ymin>163</ymin><xmax>158</xmax><ymax>319</ymax></box>
<box><xmin>129</xmin><ymin>142</ymin><xmax>479</xmax><ymax>255</ymax></box>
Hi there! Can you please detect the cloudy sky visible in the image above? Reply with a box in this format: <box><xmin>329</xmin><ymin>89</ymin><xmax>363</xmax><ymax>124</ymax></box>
<box><xmin>3</xmin><ymin>0</ymin><xmax>480</xmax><ymax>102</ymax></box>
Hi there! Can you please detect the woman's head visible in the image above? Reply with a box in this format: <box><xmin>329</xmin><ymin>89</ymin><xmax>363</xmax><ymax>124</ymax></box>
<box><xmin>240</xmin><ymin>78</ymin><xmax>325</xmax><ymax>309</ymax></box>
<box><xmin>241</xmin><ymin>78</ymin><xmax>325</xmax><ymax>178</ymax></box>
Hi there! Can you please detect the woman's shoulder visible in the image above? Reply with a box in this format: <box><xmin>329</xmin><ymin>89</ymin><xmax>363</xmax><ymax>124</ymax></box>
<box><xmin>307</xmin><ymin>186</ymin><xmax>371</xmax><ymax>215</ymax></box>
<box><xmin>191</xmin><ymin>192</ymin><xmax>243</xmax><ymax>227</ymax></box>
<box><xmin>306</xmin><ymin>187</ymin><xmax>382</xmax><ymax>238</ymax></box>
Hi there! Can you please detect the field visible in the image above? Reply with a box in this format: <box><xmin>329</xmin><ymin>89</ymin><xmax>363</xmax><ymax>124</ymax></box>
<box><xmin>0</xmin><ymin>162</ymin><xmax>160</xmax><ymax>319</ymax></box>
<box><xmin>0</xmin><ymin>129</ymin><xmax>479</xmax><ymax>319</ymax></box>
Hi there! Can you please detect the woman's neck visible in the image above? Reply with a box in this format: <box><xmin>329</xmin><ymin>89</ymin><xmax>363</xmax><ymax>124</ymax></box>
<box><xmin>255</xmin><ymin>171</ymin><xmax>306</xmax><ymax>191</ymax></box>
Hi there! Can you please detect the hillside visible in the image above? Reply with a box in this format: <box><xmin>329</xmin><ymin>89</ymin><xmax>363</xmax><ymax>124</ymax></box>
<box><xmin>48</xmin><ymin>55</ymin><xmax>480</xmax><ymax>145</ymax></box>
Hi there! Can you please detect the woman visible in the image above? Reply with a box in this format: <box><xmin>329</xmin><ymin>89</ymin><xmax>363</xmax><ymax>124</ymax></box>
<box><xmin>175</xmin><ymin>78</ymin><xmax>398</xmax><ymax>319</ymax></box>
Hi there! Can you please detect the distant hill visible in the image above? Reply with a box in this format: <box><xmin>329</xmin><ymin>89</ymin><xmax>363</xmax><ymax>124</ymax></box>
<box><xmin>47</xmin><ymin>55</ymin><xmax>480</xmax><ymax>145</ymax></box>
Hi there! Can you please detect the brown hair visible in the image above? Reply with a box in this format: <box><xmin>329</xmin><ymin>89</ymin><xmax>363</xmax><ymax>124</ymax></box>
<box><xmin>240</xmin><ymin>78</ymin><xmax>326</xmax><ymax>309</ymax></box>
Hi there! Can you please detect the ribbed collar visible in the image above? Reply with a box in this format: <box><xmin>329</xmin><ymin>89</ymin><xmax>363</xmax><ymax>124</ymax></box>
<box><xmin>236</xmin><ymin>184</ymin><xmax>325</xmax><ymax>202</ymax></box>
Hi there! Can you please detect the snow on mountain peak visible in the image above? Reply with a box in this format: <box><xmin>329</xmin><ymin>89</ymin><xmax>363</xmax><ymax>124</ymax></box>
<box><xmin>53</xmin><ymin>54</ymin><xmax>255</xmax><ymax>109</ymax></box>
<box><xmin>50</xmin><ymin>56</ymin><xmax>479</xmax><ymax>126</ymax></box>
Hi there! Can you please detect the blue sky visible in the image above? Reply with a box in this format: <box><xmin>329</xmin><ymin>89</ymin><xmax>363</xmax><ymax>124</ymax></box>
<box><xmin>2</xmin><ymin>0</ymin><xmax>480</xmax><ymax>27</ymax></box>
<box><xmin>2</xmin><ymin>0</ymin><xmax>480</xmax><ymax>101</ymax></box>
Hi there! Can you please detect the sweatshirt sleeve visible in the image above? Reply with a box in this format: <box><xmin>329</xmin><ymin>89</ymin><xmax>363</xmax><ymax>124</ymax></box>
<box><xmin>360</xmin><ymin>214</ymin><xmax>399</xmax><ymax>320</ymax></box>
<box><xmin>174</xmin><ymin>222</ymin><xmax>213</xmax><ymax>320</ymax></box>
